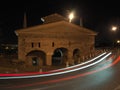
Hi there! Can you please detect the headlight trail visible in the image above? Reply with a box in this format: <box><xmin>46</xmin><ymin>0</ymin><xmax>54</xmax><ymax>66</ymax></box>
<box><xmin>0</xmin><ymin>52</ymin><xmax>106</xmax><ymax>77</ymax></box>
<box><xmin>49</xmin><ymin>52</ymin><xmax>107</xmax><ymax>73</ymax></box>
<box><xmin>6</xmin><ymin>52</ymin><xmax>119</xmax><ymax>89</ymax></box>
<box><xmin>0</xmin><ymin>52</ymin><xmax>111</xmax><ymax>79</ymax></box>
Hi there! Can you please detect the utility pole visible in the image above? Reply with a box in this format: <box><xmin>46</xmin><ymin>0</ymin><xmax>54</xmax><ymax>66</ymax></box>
<box><xmin>80</xmin><ymin>17</ymin><xmax>83</xmax><ymax>27</ymax></box>
<box><xmin>23</xmin><ymin>12</ymin><xmax>27</xmax><ymax>28</ymax></box>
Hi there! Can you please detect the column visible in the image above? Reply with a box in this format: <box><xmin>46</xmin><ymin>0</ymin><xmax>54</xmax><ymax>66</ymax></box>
<box><xmin>18</xmin><ymin>37</ymin><xmax>25</xmax><ymax>61</ymax></box>
<box><xmin>68</xmin><ymin>51</ymin><xmax>74</xmax><ymax>65</ymax></box>
<box><xmin>46</xmin><ymin>53</ymin><xmax>52</xmax><ymax>66</ymax></box>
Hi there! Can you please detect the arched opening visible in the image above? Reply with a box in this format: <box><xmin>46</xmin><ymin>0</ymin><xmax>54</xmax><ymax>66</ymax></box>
<box><xmin>52</xmin><ymin>48</ymin><xmax>68</xmax><ymax>65</ymax></box>
<box><xmin>26</xmin><ymin>50</ymin><xmax>46</xmax><ymax>66</ymax></box>
<box><xmin>73</xmin><ymin>49</ymin><xmax>80</xmax><ymax>64</ymax></box>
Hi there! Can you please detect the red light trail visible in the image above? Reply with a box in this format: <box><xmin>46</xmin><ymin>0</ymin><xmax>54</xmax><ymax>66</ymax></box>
<box><xmin>5</xmin><ymin>55</ymin><xmax>120</xmax><ymax>89</ymax></box>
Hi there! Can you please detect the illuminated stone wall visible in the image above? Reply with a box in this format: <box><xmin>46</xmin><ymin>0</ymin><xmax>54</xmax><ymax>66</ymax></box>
<box><xmin>16</xmin><ymin>13</ymin><xmax>97</xmax><ymax>66</ymax></box>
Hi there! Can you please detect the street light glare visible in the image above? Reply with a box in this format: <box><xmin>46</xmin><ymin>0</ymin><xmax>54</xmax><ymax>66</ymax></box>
<box><xmin>117</xmin><ymin>40</ymin><xmax>120</xmax><ymax>43</ymax></box>
<box><xmin>112</xmin><ymin>26</ymin><xmax>117</xmax><ymax>31</ymax></box>
<box><xmin>69</xmin><ymin>12</ymin><xmax>74</xmax><ymax>22</ymax></box>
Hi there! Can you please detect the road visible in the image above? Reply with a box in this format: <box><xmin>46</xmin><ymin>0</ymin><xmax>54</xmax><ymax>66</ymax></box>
<box><xmin>0</xmin><ymin>52</ymin><xmax>120</xmax><ymax>90</ymax></box>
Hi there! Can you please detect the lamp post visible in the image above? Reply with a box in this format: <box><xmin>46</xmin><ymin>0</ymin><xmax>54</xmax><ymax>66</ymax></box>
<box><xmin>117</xmin><ymin>40</ymin><xmax>120</xmax><ymax>54</ymax></box>
<box><xmin>111</xmin><ymin>26</ymin><xmax>117</xmax><ymax>47</ymax></box>
<box><xmin>111</xmin><ymin>26</ymin><xmax>120</xmax><ymax>50</ymax></box>
<box><xmin>111</xmin><ymin>26</ymin><xmax>118</xmax><ymax>39</ymax></box>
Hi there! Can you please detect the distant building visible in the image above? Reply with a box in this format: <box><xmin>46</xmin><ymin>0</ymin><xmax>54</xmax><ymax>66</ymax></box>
<box><xmin>0</xmin><ymin>44</ymin><xmax>18</xmax><ymax>58</ymax></box>
<box><xmin>0</xmin><ymin>44</ymin><xmax>18</xmax><ymax>49</ymax></box>
<box><xmin>15</xmin><ymin>13</ymin><xmax>97</xmax><ymax>67</ymax></box>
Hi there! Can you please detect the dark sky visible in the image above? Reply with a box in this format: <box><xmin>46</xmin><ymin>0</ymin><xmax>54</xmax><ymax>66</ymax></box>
<box><xmin>0</xmin><ymin>0</ymin><xmax>120</xmax><ymax>44</ymax></box>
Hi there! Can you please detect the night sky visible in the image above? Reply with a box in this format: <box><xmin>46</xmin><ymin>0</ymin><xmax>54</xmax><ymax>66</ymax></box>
<box><xmin>0</xmin><ymin>0</ymin><xmax>120</xmax><ymax>45</ymax></box>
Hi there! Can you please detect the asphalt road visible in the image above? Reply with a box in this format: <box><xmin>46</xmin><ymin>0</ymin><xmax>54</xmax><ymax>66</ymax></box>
<box><xmin>0</xmin><ymin>52</ymin><xmax>120</xmax><ymax>90</ymax></box>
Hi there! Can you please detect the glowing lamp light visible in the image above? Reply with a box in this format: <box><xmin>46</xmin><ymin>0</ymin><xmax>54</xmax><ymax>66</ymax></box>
<box><xmin>117</xmin><ymin>40</ymin><xmax>120</xmax><ymax>43</ymax></box>
<box><xmin>112</xmin><ymin>26</ymin><xmax>117</xmax><ymax>31</ymax></box>
<box><xmin>69</xmin><ymin>12</ymin><xmax>74</xmax><ymax>23</ymax></box>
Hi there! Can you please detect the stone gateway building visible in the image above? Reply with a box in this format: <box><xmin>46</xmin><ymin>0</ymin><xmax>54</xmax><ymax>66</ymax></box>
<box><xmin>15</xmin><ymin>13</ymin><xmax>97</xmax><ymax>67</ymax></box>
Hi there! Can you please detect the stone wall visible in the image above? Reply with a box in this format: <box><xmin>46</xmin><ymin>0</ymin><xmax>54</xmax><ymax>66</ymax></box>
<box><xmin>18</xmin><ymin>32</ymin><xmax>95</xmax><ymax>66</ymax></box>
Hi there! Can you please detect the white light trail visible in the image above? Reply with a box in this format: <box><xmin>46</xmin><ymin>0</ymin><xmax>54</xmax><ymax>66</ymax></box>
<box><xmin>0</xmin><ymin>52</ymin><xmax>111</xmax><ymax>79</ymax></box>
<box><xmin>49</xmin><ymin>52</ymin><xmax>107</xmax><ymax>72</ymax></box>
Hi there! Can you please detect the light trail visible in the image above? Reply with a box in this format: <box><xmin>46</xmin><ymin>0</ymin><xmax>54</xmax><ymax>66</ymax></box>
<box><xmin>49</xmin><ymin>52</ymin><xmax>107</xmax><ymax>72</ymax></box>
<box><xmin>0</xmin><ymin>52</ymin><xmax>106</xmax><ymax>77</ymax></box>
<box><xmin>0</xmin><ymin>52</ymin><xmax>111</xmax><ymax>79</ymax></box>
<box><xmin>6</xmin><ymin>52</ymin><xmax>120</xmax><ymax>89</ymax></box>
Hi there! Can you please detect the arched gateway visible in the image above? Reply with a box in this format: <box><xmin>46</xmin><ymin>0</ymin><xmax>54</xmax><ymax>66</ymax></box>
<box><xmin>52</xmin><ymin>48</ymin><xmax>68</xmax><ymax>65</ymax></box>
<box><xmin>15</xmin><ymin>13</ymin><xmax>97</xmax><ymax>67</ymax></box>
<box><xmin>26</xmin><ymin>50</ymin><xmax>46</xmax><ymax>66</ymax></box>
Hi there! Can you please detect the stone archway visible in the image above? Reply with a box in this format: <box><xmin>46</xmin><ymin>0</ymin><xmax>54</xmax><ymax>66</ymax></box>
<box><xmin>26</xmin><ymin>50</ymin><xmax>46</xmax><ymax>66</ymax></box>
<box><xmin>73</xmin><ymin>49</ymin><xmax>80</xmax><ymax>64</ymax></box>
<box><xmin>52</xmin><ymin>48</ymin><xmax>68</xmax><ymax>65</ymax></box>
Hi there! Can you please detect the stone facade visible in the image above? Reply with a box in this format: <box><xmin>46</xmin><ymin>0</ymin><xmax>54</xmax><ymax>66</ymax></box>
<box><xmin>15</xmin><ymin>13</ymin><xmax>97</xmax><ymax>67</ymax></box>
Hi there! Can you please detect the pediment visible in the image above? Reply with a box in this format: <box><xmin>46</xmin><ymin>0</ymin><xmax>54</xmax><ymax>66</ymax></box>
<box><xmin>15</xmin><ymin>21</ymin><xmax>97</xmax><ymax>36</ymax></box>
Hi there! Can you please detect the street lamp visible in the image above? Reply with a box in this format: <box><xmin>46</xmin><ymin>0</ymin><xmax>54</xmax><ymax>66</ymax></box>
<box><xmin>68</xmin><ymin>12</ymin><xmax>74</xmax><ymax>23</ymax></box>
<box><xmin>112</xmin><ymin>26</ymin><xmax>117</xmax><ymax>31</ymax></box>
<box><xmin>110</xmin><ymin>26</ymin><xmax>118</xmax><ymax>47</ymax></box>
<box><xmin>111</xmin><ymin>26</ymin><xmax>120</xmax><ymax>48</ymax></box>
<box><xmin>117</xmin><ymin>40</ymin><xmax>120</xmax><ymax>44</ymax></box>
